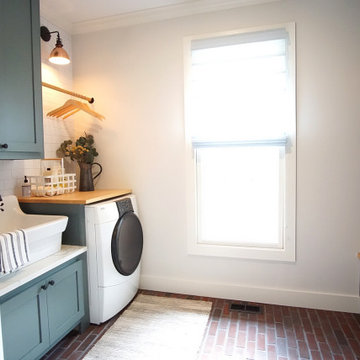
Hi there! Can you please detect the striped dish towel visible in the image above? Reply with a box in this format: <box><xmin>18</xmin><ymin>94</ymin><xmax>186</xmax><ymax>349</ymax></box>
<box><xmin>0</xmin><ymin>230</ymin><xmax>30</xmax><ymax>274</ymax></box>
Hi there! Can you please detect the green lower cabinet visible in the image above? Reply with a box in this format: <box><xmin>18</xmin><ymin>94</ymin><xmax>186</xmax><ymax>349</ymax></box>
<box><xmin>47</xmin><ymin>261</ymin><xmax>84</xmax><ymax>344</ymax></box>
<box><xmin>0</xmin><ymin>259</ymin><xmax>85</xmax><ymax>360</ymax></box>
<box><xmin>1</xmin><ymin>284</ymin><xmax>49</xmax><ymax>360</ymax></box>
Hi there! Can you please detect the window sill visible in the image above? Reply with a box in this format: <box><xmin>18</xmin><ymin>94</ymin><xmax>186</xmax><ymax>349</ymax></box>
<box><xmin>188</xmin><ymin>241</ymin><xmax>295</xmax><ymax>262</ymax></box>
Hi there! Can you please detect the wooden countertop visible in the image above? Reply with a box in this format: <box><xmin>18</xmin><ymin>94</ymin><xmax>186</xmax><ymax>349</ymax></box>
<box><xmin>18</xmin><ymin>189</ymin><xmax>132</xmax><ymax>205</ymax></box>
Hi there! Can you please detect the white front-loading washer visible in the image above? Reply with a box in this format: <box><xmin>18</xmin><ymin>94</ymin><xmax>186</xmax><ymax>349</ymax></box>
<box><xmin>85</xmin><ymin>195</ymin><xmax>143</xmax><ymax>324</ymax></box>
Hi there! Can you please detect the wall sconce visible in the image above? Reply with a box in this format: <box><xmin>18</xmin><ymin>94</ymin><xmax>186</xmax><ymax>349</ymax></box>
<box><xmin>40</xmin><ymin>26</ymin><xmax>70</xmax><ymax>65</ymax></box>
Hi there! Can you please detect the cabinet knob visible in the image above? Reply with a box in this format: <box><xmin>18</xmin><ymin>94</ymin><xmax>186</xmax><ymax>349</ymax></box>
<box><xmin>41</xmin><ymin>280</ymin><xmax>55</xmax><ymax>291</ymax></box>
<box><xmin>0</xmin><ymin>144</ymin><xmax>8</xmax><ymax>149</ymax></box>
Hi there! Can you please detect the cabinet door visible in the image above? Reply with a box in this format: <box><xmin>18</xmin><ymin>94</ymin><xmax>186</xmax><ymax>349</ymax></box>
<box><xmin>0</xmin><ymin>0</ymin><xmax>44</xmax><ymax>159</ymax></box>
<box><xmin>46</xmin><ymin>260</ymin><xmax>85</xmax><ymax>344</ymax></box>
<box><xmin>1</xmin><ymin>283</ymin><xmax>49</xmax><ymax>360</ymax></box>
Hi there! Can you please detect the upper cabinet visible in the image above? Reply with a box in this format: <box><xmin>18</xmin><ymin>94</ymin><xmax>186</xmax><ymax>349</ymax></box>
<box><xmin>0</xmin><ymin>0</ymin><xmax>44</xmax><ymax>159</ymax></box>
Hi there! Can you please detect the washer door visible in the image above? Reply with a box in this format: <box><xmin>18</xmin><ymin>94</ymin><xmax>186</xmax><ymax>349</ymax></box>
<box><xmin>111</xmin><ymin>212</ymin><xmax>143</xmax><ymax>276</ymax></box>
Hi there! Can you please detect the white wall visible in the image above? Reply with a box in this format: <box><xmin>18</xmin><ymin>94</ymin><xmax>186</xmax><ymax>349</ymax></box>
<box><xmin>73</xmin><ymin>0</ymin><xmax>360</xmax><ymax>312</ymax></box>
<box><xmin>0</xmin><ymin>19</ymin><xmax>75</xmax><ymax>196</ymax></box>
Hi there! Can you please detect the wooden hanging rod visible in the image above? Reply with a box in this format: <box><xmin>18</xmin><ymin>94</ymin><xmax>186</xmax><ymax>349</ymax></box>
<box><xmin>42</xmin><ymin>82</ymin><xmax>94</xmax><ymax>104</ymax></box>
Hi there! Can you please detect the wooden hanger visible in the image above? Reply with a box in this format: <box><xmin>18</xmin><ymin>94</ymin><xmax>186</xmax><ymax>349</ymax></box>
<box><xmin>47</xmin><ymin>99</ymin><xmax>76</xmax><ymax>116</ymax></box>
<box><xmin>47</xmin><ymin>99</ymin><xmax>105</xmax><ymax>121</ymax></box>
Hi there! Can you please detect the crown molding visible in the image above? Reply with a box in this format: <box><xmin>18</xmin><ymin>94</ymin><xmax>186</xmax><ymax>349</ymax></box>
<box><xmin>71</xmin><ymin>0</ymin><xmax>281</xmax><ymax>34</ymax></box>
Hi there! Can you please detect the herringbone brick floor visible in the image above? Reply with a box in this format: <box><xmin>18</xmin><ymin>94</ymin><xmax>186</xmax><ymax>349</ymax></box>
<box><xmin>42</xmin><ymin>290</ymin><xmax>360</xmax><ymax>360</ymax></box>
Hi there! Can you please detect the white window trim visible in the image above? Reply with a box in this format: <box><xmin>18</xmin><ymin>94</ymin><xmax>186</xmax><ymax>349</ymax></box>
<box><xmin>184</xmin><ymin>23</ymin><xmax>296</xmax><ymax>262</ymax></box>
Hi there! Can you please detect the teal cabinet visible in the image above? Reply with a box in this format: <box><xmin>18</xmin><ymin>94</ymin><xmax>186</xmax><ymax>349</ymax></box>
<box><xmin>47</xmin><ymin>261</ymin><xmax>85</xmax><ymax>344</ymax></box>
<box><xmin>1</xmin><ymin>283</ymin><xmax>49</xmax><ymax>360</ymax></box>
<box><xmin>0</xmin><ymin>260</ymin><xmax>84</xmax><ymax>360</ymax></box>
<box><xmin>20</xmin><ymin>203</ymin><xmax>91</xmax><ymax>330</ymax></box>
<box><xmin>0</xmin><ymin>0</ymin><xmax>44</xmax><ymax>159</ymax></box>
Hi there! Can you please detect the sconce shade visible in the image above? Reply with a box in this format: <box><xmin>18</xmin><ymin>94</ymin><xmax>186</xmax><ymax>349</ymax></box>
<box><xmin>49</xmin><ymin>45</ymin><xmax>70</xmax><ymax>65</ymax></box>
<box><xmin>40</xmin><ymin>26</ymin><xmax>70</xmax><ymax>65</ymax></box>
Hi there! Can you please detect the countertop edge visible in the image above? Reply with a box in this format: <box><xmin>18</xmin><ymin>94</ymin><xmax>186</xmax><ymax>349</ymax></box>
<box><xmin>18</xmin><ymin>189</ymin><xmax>132</xmax><ymax>204</ymax></box>
<box><xmin>0</xmin><ymin>245</ymin><xmax>87</xmax><ymax>297</ymax></box>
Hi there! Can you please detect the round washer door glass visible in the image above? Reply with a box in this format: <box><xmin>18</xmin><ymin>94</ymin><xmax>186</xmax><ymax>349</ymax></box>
<box><xmin>111</xmin><ymin>212</ymin><xmax>143</xmax><ymax>276</ymax></box>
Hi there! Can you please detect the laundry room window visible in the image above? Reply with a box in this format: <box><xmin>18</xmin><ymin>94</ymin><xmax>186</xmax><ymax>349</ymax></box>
<box><xmin>184</xmin><ymin>24</ymin><xmax>296</xmax><ymax>261</ymax></box>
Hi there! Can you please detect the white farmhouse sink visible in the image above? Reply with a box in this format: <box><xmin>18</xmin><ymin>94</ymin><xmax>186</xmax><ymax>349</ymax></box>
<box><xmin>0</xmin><ymin>195</ymin><xmax>68</xmax><ymax>264</ymax></box>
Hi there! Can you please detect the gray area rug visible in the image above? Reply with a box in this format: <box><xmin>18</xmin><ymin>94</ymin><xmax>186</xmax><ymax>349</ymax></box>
<box><xmin>84</xmin><ymin>294</ymin><xmax>212</xmax><ymax>360</ymax></box>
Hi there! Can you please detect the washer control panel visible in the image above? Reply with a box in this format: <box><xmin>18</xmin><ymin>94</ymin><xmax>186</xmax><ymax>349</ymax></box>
<box><xmin>116</xmin><ymin>198</ymin><xmax>134</xmax><ymax>217</ymax></box>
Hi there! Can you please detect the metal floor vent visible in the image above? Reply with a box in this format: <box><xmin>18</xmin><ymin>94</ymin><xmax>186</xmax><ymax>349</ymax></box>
<box><xmin>230</xmin><ymin>303</ymin><xmax>262</xmax><ymax>314</ymax></box>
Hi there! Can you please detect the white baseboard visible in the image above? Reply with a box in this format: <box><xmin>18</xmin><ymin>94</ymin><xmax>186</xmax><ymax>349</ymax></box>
<box><xmin>140</xmin><ymin>274</ymin><xmax>360</xmax><ymax>313</ymax></box>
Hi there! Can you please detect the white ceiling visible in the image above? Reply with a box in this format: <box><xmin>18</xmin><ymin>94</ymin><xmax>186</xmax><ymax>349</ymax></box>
<box><xmin>40</xmin><ymin>0</ymin><xmax>279</xmax><ymax>34</ymax></box>
<box><xmin>41</xmin><ymin>0</ymin><xmax>193</xmax><ymax>26</ymax></box>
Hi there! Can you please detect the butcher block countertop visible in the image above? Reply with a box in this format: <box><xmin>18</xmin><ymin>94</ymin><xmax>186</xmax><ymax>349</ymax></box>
<box><xmin>18</xmin><ymin>189</ymin><xmax>132</xmax><ymax>205</ymax></box>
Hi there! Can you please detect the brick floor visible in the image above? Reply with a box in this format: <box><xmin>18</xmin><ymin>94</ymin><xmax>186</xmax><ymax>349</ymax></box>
<box><xmin>42</xmin><ymin>290</ymin><xmax>360</xmax><ymax>360</ymax></box>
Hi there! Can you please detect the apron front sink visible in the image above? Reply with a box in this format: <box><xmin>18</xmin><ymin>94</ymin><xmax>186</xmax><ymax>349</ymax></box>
<box><xmin>0</xmin><ymin>195</ymin><xmax>68</xmax><ymax>264</ymax></box>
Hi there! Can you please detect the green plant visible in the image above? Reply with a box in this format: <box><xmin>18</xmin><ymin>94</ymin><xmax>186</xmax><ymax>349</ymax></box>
<box><xmin>57</xmin><ymin>133</ymin><xmax>99</xmax><ymax>164</ymax></box>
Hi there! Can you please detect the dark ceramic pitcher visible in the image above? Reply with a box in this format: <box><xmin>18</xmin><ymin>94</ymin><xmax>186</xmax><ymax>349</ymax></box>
<box><xmin>78</xmin><ymin>162</ymin><xmax>102</xmax><ymax>191</ymax></box>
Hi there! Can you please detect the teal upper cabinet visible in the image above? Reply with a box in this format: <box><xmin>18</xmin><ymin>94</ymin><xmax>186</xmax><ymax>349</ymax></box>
<box><xmin>0</xmin><ymin>0</ymin><xmax>44</xmax><ymax>159</ymax></box>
